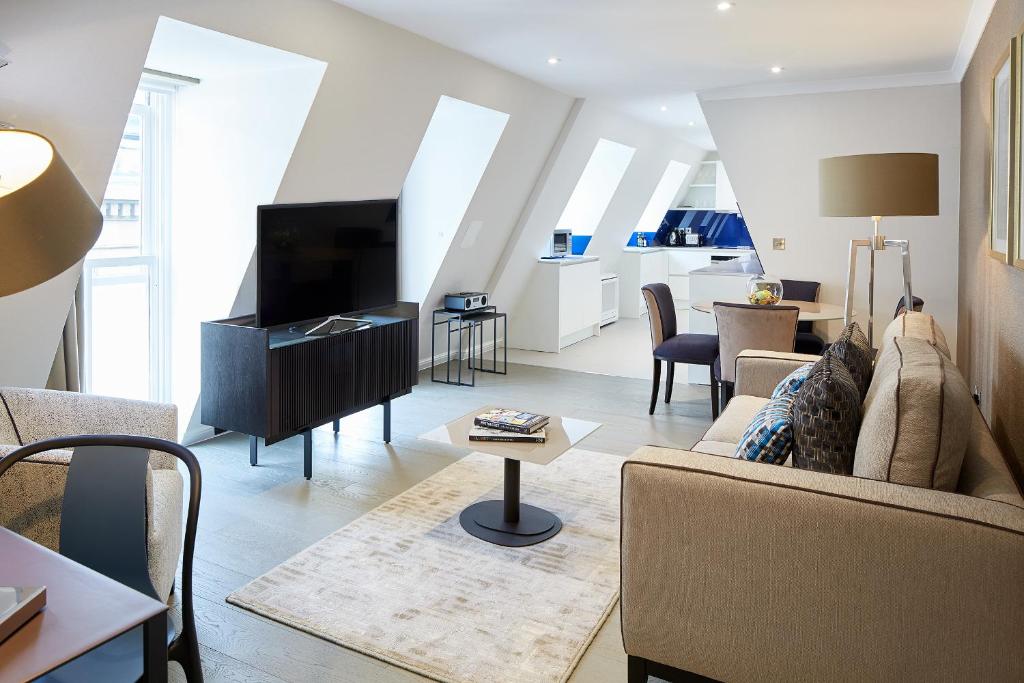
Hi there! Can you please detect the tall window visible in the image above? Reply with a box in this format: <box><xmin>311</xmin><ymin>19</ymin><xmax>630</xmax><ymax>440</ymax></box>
<box><xmin>83</xmin><ymin>84</ymin><xmax>173</xmax><ymax>401</ymax></box>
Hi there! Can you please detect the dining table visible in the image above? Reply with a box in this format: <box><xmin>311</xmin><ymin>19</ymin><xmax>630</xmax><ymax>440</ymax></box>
<box><xmin>690</xmin><ymin>299</ymin><xmax>847</xmax><ymax>322</ymax></box>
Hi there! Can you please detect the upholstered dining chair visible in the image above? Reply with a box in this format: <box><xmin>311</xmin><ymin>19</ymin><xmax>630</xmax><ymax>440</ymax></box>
<box><xmin>894</xmin><ymin>295</ymin><xmax>925</xmax><ymax>318</ymax></box>
<box><xmin>780</xmin><ymin>278</ymin><xmax>826</xmax><ymax>355</ymax></box>
<box><xmin>0</xmin><ymin>435</ymin><xmax>203</xmax><ymax>682</ymax></box>
<box><xmin>713</xmin><ymin>302</ymin><xmax>800</xmax><ymax>409</ymax></box>
<box><xmin>641</xmin><ymin>283</ymin><xmax>720</xmax><ymax>418</ymax></box>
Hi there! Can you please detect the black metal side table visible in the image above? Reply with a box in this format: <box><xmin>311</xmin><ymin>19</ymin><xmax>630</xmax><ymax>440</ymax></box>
<box><xmin>431</xmin><ymin>306</ymin><xmax>508</xmax><ymax>386</ymax></box>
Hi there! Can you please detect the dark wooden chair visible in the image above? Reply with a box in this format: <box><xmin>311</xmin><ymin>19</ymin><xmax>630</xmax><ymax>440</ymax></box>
<box><xmin>642</xmin><ymin>283</ymin><xmax>720</xmax><ymax>419</ymax></box>
<box><xmin>0</xmin><ymin>435</ymin><xmax>203</xmax><ymax>682</ymax></box>
<box><xmin>780</xmin><ymin>278</ymin><xmax>826</xmax><ymax>355</ymax></box>
<box><xmin>894</xmin><ymin>295</ymin><xmax>925</xmax><ymax>318</ymax></box>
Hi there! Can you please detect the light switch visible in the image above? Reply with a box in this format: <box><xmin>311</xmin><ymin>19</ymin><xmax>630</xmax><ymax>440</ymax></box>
<box><xmin>772</xmin><ymin>237</ymin><xmax>786</xmax><ymax>250</ymax></box>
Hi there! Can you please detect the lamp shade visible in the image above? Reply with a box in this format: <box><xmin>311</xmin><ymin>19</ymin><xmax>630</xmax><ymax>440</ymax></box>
<box><xmin>819</xmin><ymin>153</ymin><xmax>939</xmax><ymax>218</ymax></box>
<box><xmin>0</xmin><ymin>129</ymin><xmax>102</xmax><ymax>296</ymax></box>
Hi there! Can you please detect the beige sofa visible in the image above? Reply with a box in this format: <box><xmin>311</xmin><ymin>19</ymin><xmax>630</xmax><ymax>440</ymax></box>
<box><xmin>621</xmin><ymin>314</ymin><xmax>1024</xmax><ymax>682</ymax></box>
<box><xmin>0</xmin><ymin>387</ymin><xmax>184</xmax><ymax>602</ymax></box>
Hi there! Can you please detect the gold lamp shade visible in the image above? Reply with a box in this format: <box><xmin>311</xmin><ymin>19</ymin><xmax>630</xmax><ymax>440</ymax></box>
<box><xmin>0</xmin><ymin>129</ymin><xmax>102</xmax><ymax>297</ymax></box>
<box><xmin>819</xmin><ymin>153</ymin><xmax>939</xmax><ymax>217</ymax></box>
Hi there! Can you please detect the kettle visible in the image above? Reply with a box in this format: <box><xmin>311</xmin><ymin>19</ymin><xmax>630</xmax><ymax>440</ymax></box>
<box><xmin>666</xmin><ymin>229</ymin><xmax>680</xmax><ymax>246</ymax></box>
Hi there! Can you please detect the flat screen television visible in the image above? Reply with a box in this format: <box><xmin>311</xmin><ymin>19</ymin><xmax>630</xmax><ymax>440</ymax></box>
<box><xmin>256</xmin><ymin>199</ymin><xmax>398</xmax><ymax>328</ymax></box>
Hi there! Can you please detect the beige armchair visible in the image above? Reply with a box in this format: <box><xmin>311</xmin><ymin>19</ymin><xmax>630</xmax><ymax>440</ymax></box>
<box><xmin>0</xmin><ymin>387</ymin><xmax>183</xmax><ymax>602</ymax></box>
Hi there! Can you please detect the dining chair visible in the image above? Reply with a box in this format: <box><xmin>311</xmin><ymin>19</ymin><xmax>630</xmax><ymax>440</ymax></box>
<box><xmin>780</xmin><ymin>278</ymin><xmax>826</xmax><ymax>355</ymax></box>
<box><xmin>713</xmin><ymin>302</ymin><xmax>800</xmax><ymax>408</ymax></box>
<box><xmin>894</xmin><ymin>295</ymin><xmax>925</xmax><ymax>318</ymax></box>
<box><xmin>641</xmin><ymin>283</ymin><xmax>720</xmax><ymax>418</ymax></box>
<box><xmin>0</xmin><ymin>435</ymin><xmax>203</xmax><ymax>682</ymax></box>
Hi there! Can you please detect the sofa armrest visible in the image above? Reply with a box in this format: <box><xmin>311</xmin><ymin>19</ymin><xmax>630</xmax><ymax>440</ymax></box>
<box><xmin>0</xmin><ymin>387</ymin><xmax>177</xmax><ymax>469</ymax></box>
<box><xmin>733</xmin><ymin>349</ymin><xmax>820</xmax><ymax>398</ymax></box>
<box><xmin>620</xmin><ymin>446</ymin><xmax>1024</xmax><ymax>682</ymax></box>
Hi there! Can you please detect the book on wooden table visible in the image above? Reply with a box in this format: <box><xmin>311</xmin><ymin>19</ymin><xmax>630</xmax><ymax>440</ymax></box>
<box><xmin>474</xmin><ymin>408</ymin><xmax>549</xmax><ymax>434</ymax></box>
<box><xmin>469</xmin><ymin>425</ymin><xmax>547</xmax><ymax>444</ymax></box>
<box><xmin>0</xmin><ymin>586</ymin><xmax>46</xmax><ymax>644</ymax></box>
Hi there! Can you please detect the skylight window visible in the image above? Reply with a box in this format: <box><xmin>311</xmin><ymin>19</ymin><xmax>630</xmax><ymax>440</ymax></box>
<box><xmin>400</xmin><ymin>96</ymin><xmax>509</xmax><ymax>304</ymax></box>
<box><xmin>556</xmin><ymin>138</ymin><xmax>636</xmax><ymax>254</ymax></box>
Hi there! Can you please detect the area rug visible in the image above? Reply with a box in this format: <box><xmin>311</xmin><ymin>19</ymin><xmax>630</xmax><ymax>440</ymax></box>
<box><xmin>227</xmin><ymin>447</ymin><xmax>624</xmax><ymax>683</ymax></box>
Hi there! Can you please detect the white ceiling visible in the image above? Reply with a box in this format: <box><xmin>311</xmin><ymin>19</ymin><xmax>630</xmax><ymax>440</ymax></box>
<box><xmin>336</xmin><ymin>0</ymin><xmax>980</xmax><ymax>150</ymax></box>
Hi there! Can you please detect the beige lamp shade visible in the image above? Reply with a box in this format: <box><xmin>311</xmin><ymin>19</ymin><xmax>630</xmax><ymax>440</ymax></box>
<box><xmin>0</xmin><ymin>129</ymin><xmax>102</xmax><ymax>296</ymax></box>
<box><xmin>819</xmin><ymin>153</ymin><xmax>939</xmax><ymax>217</ymax></box>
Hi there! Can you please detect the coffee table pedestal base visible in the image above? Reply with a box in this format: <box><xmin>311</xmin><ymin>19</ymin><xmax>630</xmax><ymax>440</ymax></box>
<box><xmin>459</xmin><ymin>457</ymin><xmax>562</xmax><ymax>547</ymax></box>
<box><xmin>460</xmin><ymin>501</ymin><xmax>561</xmax><ymax>547</ymax></box>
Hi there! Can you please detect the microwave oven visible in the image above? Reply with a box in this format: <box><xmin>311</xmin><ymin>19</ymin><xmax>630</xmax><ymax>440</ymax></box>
<box><xmin>550</xmin><ymin>228</ymin><xmax>572</xmax><ymax>258</ymax></box>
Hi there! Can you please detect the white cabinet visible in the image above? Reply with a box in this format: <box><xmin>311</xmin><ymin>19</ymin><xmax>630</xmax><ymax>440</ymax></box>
<box><xmin>510</xmin><ymin>258</ymin><xmax>602</xmax><ymax>352</ymax></box>
<box><xmin>618</xmin><ymin>249</ymin><xmax>668</xmax><ymax>318</ymax></box>
<box><xmin>667</xmin><ymin>250</ymin><xmax>712</xmax><ymax>306</ymax></box>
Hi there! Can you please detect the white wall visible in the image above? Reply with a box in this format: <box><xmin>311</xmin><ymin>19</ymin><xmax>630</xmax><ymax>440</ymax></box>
<box><xmin>701</xmin><ymin>84</ymin><xmax>961</xmax><ymax>352</ymax></box>
<box><xmin>149</xmin><ymin>18</ymin><xmax>326</xmax><ymax>442</ymax></box>
<box><xmin>635</xmin><ymin>160</ymin><xmax>692</xmax><ymax>231</ymax></box>
<box><xmin>400</xmin><ymin>96</ymin><xmax>509</xmax><ymax>305</ymax></box>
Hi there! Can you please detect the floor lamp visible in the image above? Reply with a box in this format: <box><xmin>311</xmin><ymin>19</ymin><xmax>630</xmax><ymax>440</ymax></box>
<box><xmin>0</xmin><ymin>128</ymin><xmax>102</xmax><ymax>296</ymax></box>
<box><xmin>818</xmin><ymin>153</ymin><xmax>939</xmax><ymax>342</ymax></box>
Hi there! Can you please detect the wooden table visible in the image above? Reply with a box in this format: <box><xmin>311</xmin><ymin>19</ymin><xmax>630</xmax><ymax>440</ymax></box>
<box><xmin>691</xmin><ymin>300</ymin><xmax>846</xmax><ymax>322</ymax></box>
<box><xmin>0</xmin><ymin>527</ymin><xmax>168</xmax><ymax>683</ymax></box>
<box><xmin>420</xmin><ymin>407</ymin><xmax>600</xmax><ymax>547</ymax></box>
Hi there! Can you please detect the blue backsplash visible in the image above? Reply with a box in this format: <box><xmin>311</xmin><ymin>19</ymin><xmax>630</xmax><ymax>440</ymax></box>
<box><xmin>649</xmin><ymin>210</ymin><xmax>755</xmax><ymax>248</ymax></box>
<box><xmin>571</xmin><ymin>235</ymin><xmax>592</xmax><ymax>255</ymax></box>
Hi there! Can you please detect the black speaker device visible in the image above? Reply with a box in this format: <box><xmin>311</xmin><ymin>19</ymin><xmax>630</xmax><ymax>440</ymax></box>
<box><xmin>444</xmin><ymin>292</ymin><xmax>489</xmax><ymax>311</ymax></box>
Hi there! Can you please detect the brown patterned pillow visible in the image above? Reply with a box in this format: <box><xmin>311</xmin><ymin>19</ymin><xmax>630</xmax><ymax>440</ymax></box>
<box><xmin>827</xmin><ymin>322</ymin><xmax>873</xmax><ymax>400</ymax></box>
<box><xmin>792</xmin><ymin>353</ymin><xmax>861</xmax><ymax>475</ymax></box>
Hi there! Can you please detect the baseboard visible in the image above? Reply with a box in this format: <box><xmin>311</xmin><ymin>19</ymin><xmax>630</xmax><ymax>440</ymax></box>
<box><xmin>418</xmin><ymin>338</ymin><xmax>505</xmax><ymax>372</ymax></box>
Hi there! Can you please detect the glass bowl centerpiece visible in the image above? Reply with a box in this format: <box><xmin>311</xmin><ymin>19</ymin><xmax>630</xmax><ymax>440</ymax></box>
<box><xmin>747</xmin><ymin>274</ymin><xmax>784</xmax><ymax>306</ymax></box>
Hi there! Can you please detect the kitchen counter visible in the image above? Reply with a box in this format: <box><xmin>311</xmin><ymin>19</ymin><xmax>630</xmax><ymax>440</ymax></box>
<box><xmin>689</xmin><ymin>257</ymin><xmax>764</xmax><ymax>277</ymax></box>
<box><xmin>537</xmin><ymin>255</ymin><xmax>600</xmax><ymax>266</ymax></box>
<box><xmin>621</xmin><ymin>246</ymin><xmax>754</xmax><ymax>254</ymax></box>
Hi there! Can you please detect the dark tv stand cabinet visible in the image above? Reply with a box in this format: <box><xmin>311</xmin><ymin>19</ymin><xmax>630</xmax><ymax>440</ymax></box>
<box><xmin>200</xmin><ymin>303</ymin><xmax>419</xmax><ymax>479</ymax></box>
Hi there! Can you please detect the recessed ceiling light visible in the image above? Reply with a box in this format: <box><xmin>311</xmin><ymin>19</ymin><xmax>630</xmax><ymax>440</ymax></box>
<box><xmin>716</xmin><ymin>2</ymin><xmax>734</xmax><ymax>11</ymax></box>
<box><xmin>547</xmin><ymin>56</ymin><xmax>560</xmax><ymax>65</ymax></box>
<box><xmin>660</xmin><ymin>105</ymin><xmax>668</xmax><ymax>112</ymax></box>
<box><xmin>688</xmin><ymin>121</ymin><xmax>696</xmax><ymax>127</ymax></box>
<box><xmin>771</xmin><ymin>65</ymin><xmax>784</xmax><ymax>74</ymax></box>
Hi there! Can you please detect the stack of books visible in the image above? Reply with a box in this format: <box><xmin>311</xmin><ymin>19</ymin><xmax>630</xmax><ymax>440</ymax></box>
<box><xmin>469</xmin><ymin>408</ymin><xmax>549</xmax><ymax>443</ymax></box>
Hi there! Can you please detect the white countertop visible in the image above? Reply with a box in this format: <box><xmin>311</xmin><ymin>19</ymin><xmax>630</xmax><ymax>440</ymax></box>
<box><xmin>536</xmin><ymin>255</ymin><xmax>599</xmax><ymax>266</ymax></box>
<box><xmin>621</xmin><ymin>246</ymin><xmax>754</xmax><ymax>254</ymax></box>
<box><xmin>690</xmin><ymin>259</ymin><xmax>764</xmax><ymax>277</ymax></box>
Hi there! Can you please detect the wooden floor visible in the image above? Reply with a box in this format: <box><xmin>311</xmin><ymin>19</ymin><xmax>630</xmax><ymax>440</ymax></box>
<box><xmin>168</xmin><ymin>363</ymin><xmax>712</xmax><ymax>682</ymax></box>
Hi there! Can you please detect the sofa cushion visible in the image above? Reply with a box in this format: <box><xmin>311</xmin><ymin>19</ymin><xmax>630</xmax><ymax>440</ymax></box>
<box><xmin>771</xmin><ymin>363</ymin><xmax>815</xmax><ymax>398</ymax></box>
<box><xmin>734</xmin><ymin>393</ymin><xmax>797</xmax><ymax>464</ymax></box>
<box><xmin>855</xmin><ymin>336</ymin><xmax>972</xmax><ymax>491</ymax></box>
<box><xmin>702</xmin><ymin>395</ymin><xmax>769</xmax><ymax>444</ymax></box>
<box><xmin>880</xmin><ymin>312</ymin><xmax>951</xmax><ymax>359</ymax></box>
<box><xmin>827</xmin><ymin>322</ymin><xmax>874</xmax><ymax>399</ymax></box>
<box><xmin>792</xmin><ymin>353</ymin><xmax>861</xmax><ymax>474</ymax></box>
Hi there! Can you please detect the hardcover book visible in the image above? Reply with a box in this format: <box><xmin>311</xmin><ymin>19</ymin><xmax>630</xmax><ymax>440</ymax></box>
<box><xmin>474</xmin><ymin>408</ymin><xmax>549</xmax><ymax>434</ymax></box>
<box><xmin>468</xmin><ymin>426</ymin><xmax>547</xmax><ymax>443</ymax></box>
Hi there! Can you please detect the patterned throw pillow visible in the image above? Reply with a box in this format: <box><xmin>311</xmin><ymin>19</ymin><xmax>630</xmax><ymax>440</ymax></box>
<box><xmin>828</xmin><ymin>322</ymin><xmax>874</xmax><ymax>399</ymax></box>
<box><xmin>734</xmin><ymin>393</ymin><xmax>797</xmax><ymax>465</ymax></box>
<box><xmin>792</xmin><ymin>353</ymin><xmax>861</xmax><ymax>474</ymax></box>
<box><xmin>771</xmin><ymin>363</ymin><xmax>815</xmax><ymax>399</ymax></box>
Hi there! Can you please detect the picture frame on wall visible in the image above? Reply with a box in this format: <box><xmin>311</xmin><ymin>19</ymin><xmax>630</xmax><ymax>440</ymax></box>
<box><xmin>1014</xmin><ymin>32</ymin><xmax>1024</xmax><ymax>270</ymax></box>
<box><xmin>991</xmin><ymin>48</ymin><xmax>1013</xmax><ymax>263</ymax></box>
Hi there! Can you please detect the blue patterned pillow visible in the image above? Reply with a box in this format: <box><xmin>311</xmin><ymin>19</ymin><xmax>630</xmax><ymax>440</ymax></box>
<box><xmin>734</xmin><ymin>393</ymin><xmax>796</xmax><ymax>464</ymax></box>
<box><xmin>771</xmin><ymin>363</ymin><xmax>815</xmax><ymax>399</ymax></box>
